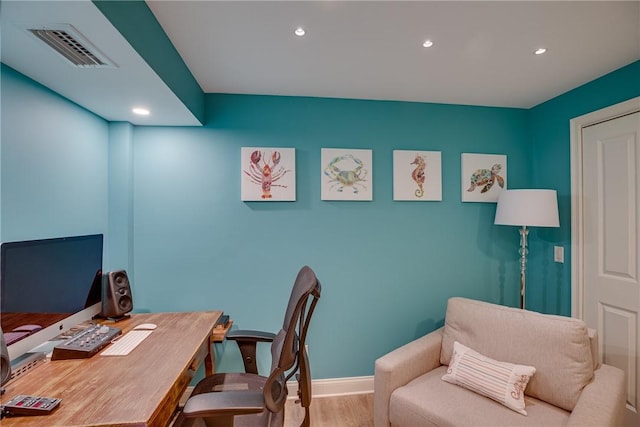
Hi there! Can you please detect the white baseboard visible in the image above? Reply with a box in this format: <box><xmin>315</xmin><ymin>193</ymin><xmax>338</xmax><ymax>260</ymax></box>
<box><xmin>287</xmin><ymin>375</ymin><xmax>374</xmax><ymax>398</ymax></box>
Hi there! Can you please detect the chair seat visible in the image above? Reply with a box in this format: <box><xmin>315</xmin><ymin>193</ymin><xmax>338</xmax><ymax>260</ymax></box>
<box><xmin>173</xmin><ymin>365</ymin><xmax>286</xmax><ymax>427</ymax></box>
<box><xmin>193</xmin><ymin>372</ymin><xmax>267</xmax><ymax>394</ymax></box>
<box><xmin>183</xmin><ymin>390</ymin><xmax>281</xmax><ymax>427</ymax></box>
<box><xmin>179</xmin><ymin>410</ymin><xmax>279</xmax><ymax>427</ymax></box>
<box><xmin>185</xmin><ymin>391</ymin><xmax>264</xmax><ymax>416</ymax></box>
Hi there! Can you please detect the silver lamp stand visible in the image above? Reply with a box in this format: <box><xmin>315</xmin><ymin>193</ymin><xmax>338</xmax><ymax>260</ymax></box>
<box><xmin>518</xmin><ymin>226</ymin><xmax>529</xmax><ymax>309</ymax></box>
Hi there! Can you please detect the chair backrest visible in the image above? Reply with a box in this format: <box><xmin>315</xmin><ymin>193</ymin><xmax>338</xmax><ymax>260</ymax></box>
<box><xmin>282</xmin><ymin>265</ymin><xmax>320</xmax><ymax>331</ymax></box>
<box><xmin>263</xmin><ymin>266</ymin><xmax>321</xmax><ymax>415</ymax></box>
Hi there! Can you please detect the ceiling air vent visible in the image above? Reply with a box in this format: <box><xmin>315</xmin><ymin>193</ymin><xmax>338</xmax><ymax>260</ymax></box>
<box><xmin>27</xmin><ymin>24</ymin><xmax>116</xmax><ymax>68</ymax></box>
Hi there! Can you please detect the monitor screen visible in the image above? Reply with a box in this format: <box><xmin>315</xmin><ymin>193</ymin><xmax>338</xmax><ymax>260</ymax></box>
<box><xmin>1</xmin><ymin>234</ymin><xmax>103</xmax><ymax>360</ymax></box>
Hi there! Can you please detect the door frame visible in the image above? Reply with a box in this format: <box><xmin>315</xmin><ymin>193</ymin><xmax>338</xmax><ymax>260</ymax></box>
<box><xmin>570</xmin><ymin>96</ymin><xmax>640</xmax><ymax>319</ymax></box>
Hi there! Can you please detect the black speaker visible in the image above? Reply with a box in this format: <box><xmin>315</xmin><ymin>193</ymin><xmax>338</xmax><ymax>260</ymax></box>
<box><xmin>101</xmin><ymin>270</ymin><xmax>134</xmax><ymax>319</ymax></box>
<box><xmin>1</xmin><ymin>328</ymin><xmax>12</xmax><ymax>386</ymax></box>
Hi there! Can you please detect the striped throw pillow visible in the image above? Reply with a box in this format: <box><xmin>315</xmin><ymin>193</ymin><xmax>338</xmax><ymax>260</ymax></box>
<box><xmin>441</xmin><ymin>341</ymin><xmax>536</xmax><ymax>415</ymax></box>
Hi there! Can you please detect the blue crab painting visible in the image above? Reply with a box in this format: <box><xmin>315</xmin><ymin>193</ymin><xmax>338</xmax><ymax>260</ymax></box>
<box><xmin>324</xmin><ymin>154</ymin><xmax>368</xmax><ymax>194</ymax></box>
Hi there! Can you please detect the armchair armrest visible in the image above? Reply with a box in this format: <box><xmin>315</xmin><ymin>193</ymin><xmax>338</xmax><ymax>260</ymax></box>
<box><xmin>374</xmin><ymin>327</ymin><xmax>444</xmax><ymax>427</ymax></box>
<box><xmin>566</xmin><ymin>364</ymin><xmax>626</xmax><ymax>427</ymax></box>
<box><xmin>183</xmin><ymin>390</ymin><xmax>264</xmax><ymax>418</ymax></box>
<box><xmin>226</xmin><ymin>330</ymin><xmax>277</xmax><ymax>374</ymax></box>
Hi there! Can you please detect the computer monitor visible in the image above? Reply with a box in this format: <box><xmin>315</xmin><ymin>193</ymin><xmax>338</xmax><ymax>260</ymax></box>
<box><xmin>0</xmin><ymin>234</ymin><xmax>103</xmax><ymax>361</ymax></box>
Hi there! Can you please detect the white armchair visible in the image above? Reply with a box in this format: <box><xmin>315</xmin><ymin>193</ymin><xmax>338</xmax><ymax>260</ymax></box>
<box><xmin>374</xmin><ymin>298</ymin><xmax>626</xmax><ymax>426</ymax></box>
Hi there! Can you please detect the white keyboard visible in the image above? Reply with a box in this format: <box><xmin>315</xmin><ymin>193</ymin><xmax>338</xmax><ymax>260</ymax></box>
<box><xmin>101</xmin><ymin>330</ymin><xmax>153</xmax><ymax>356</ymax></box>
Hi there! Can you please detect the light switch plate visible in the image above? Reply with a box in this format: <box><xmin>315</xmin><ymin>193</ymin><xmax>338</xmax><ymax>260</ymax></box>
<box><xmin>554</xmin><ymin>246</ymin><xmax>564</xmax><ymax>263</ymax></box>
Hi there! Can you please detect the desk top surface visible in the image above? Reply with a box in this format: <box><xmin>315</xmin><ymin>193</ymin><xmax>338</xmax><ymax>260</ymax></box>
<box><xmin>1</xmin><ymin>311</ymin><xmax>222</xmax><ymax>427</ymax></box>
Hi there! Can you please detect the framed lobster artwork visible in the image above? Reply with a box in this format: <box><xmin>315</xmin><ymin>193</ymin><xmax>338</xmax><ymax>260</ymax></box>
<box><xmin>241</xmin><ymin>147</ymin><xmax>296</xmax><ymax>201</ymax></box>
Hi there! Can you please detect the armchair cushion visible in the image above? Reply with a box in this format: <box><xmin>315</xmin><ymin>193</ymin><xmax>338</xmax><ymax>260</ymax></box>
<box><xmin>390</xmin><ymin>366</ymin><xmax>570</xmax><ymax>427</ymax></box>
<box><xmin>440</xmin><ymin>297</ymin><xmax>593</xmax><ymax>411</ymax></box>
<box><xmin>441</xmin><ymin>341</ymin><xmax>536</xmax><ymax>415</ymax></box>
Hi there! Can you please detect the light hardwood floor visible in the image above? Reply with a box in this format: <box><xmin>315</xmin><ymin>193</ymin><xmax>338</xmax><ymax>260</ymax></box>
<box><xmin>284</xmin><ymin>393</ymin><xmax>374</xmax><ymax>427</ymax></box>
<box><xmin>176</xmin><ymin>390</ymin><xmax>374</xmax><ymax>427</ymax></box>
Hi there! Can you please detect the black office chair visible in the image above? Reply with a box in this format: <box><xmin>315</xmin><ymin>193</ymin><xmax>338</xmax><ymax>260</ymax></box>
<box><xmin>174</xmin><ymin>266</ymin><xmax>322</xmax><ymax>427</ymax></box>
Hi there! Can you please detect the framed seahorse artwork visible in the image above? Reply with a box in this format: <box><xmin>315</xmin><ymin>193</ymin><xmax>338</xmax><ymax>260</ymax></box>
<box><xmin>461</xmin><ymin>153</ymin><xmax>507</xmax><ymax>203</ymax></box>
<box><xmin>241</xmin><ymin>147</ymin><xmax>296</xmax><ymax>201</ymax></box>
<box><xmin>393</xmin><ymin>150</ymin><xmax>442</xmax><ymax>201</ymax></box>
<box><xmin>321</xmin><ymin>148</ymin><xmax>373</xmax><ymax>201</ymax></box>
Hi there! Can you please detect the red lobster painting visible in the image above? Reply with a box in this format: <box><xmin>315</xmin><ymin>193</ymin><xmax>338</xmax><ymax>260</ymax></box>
<box><xmin>243</xmin><ymin>150</ymin><xmax>290</xmax><ymax>199</ymax></box>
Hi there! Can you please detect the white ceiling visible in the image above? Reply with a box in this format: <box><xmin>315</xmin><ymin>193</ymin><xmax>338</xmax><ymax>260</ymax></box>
<box><xmin>148</xmin><ymin>0</ymin><xmax>639</xmax><ymax>108</ymax></box>
<box><xmin>2</xmin><ymin>1</ymin><xmax>639</xmax><ymax>126</ymax></box>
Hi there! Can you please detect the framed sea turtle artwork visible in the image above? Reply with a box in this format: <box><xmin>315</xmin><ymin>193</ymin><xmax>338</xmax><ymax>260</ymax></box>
<box><xmin>241</xmin><ymin>147</ymin><xmax>296</xmax><ymax>201</ymax></box>
<box><xmin>321</xmin><ymin>148</ymin><xmax>372</xmax><ymax>201</ymax></box>
<box><xmin>461</xmin><ymin>153</ymin><xmax>507</xmax><ymax>202</ymax></box>
<box><xmin>393</xmin><ymin>150</ymin><xmax>442</xmax><ymax>201</ymax></box>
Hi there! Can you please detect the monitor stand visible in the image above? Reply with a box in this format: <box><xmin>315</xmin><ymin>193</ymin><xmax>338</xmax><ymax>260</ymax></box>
<box><xmin>93</xmin><ymin>313</ymin><xmax>131</xmax><ymax>323</ymax></box>
<box><xmin>107</xmin><ymin>314</ymin><xmax>131</xmax><ymax>323</ymax></box>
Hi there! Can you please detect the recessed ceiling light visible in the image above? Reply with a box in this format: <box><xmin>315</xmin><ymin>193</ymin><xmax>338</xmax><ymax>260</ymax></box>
<box><xmin>422</xmin><ymin>40</ymin><xmax>434</xmax><ymax>48</ymax></box>
<box><xmin>534</xmin><ymin>48</ymin><xmax>547</xmax><ymax>55</ymax></box>
<box><xmin>294</xmin><ymin>27</ymin><xmax>305</xmax><ymax>37</ymax></box>
<box><xmin>132</xmin><ymin>107</ymin><xmax>150</xmax><ymax>116</ymax></box>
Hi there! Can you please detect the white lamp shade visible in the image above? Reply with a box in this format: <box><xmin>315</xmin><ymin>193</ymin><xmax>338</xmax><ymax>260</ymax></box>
<box><xmin>494</xmin><ymin>189</ymin><xmax>560</xmax><ymax>227</ymax></box>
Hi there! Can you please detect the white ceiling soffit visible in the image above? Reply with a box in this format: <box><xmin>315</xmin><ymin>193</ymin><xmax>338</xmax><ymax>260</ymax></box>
<box><xmin>1</xmin><ymin>1</ymin><xmax>200</xmax><ymax>126</ymax></box>
<box><xmin>148</xmin><ymin>0</ymin><xmax>640</xmax><ymax>108</ymax></box>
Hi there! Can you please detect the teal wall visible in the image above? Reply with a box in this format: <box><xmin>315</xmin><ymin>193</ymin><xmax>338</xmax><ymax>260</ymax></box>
<box><xmin>107</xmin><ymin>122</ymin><xmax>135</xmax><ymax>273</ymax></box>
<box><xmin>2</xmin><ymin>60</ymin><xmax>638</xmax><ymax>379</ymax></box>
<box><xmin>526</xmin><ymin>60</ymin><xmax>640</xmax><ymax>316</ymax></box>
<box><xmin>0</xmin><ymin>65</ymin><xmax>110</xmax><ymax>260</ymax></box>
<box><xmin>130</xmin><ymin>95</ymin><xmax>529</xmax><ymax>377</ymax></box>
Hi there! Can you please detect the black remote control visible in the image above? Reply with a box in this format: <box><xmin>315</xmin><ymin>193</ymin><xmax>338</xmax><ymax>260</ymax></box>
<box><xmin>3</xmin><ymin>395</ymin><xmax>61</xmax><ymax>416</ymax></box>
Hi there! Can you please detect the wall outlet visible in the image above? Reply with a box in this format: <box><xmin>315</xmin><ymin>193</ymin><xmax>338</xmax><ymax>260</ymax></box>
<box><xmin>554</xmin><ymin>246</ymin><xmax>564</xmax><ymax>263</ymax></box>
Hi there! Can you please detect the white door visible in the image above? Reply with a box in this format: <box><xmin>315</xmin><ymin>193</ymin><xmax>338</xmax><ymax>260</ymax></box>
<box><xmin>582</xmin><ymin>111</ymin><xmax>640</xmax><ymax>426</ymax></box>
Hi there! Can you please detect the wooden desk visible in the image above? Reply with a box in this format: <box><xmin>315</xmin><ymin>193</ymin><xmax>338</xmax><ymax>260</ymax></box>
<box><xmin>0</xmin><ymin>311</ymin><xmax>221</xmax><ymax>427</ymax></box>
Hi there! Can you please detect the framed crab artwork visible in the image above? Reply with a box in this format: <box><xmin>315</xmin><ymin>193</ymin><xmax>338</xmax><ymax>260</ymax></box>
<box><xmin>393</xmin><ymin>150</ymin><xmax>442</xmax><ymax>201</ymax></box>
<box><xmin>241</xmin><ymin>147</ymin><xmax>296</xmax><ymax>201</ymax></box>
<box><xmin>461</xmin><ymin>153</ymin><xmax>507</xmax><ymax>202</ymax></box>
<box><xmin>321</xmin><ymin>148</ymin><xmax>372</xmax><ymax>201</ymax></box>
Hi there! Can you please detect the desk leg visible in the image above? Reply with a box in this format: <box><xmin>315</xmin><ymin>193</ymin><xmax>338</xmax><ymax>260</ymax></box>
<box><xmin>205</xmin><ymin>335</ymin><xmax>215</xmax><ymax>376</ymax></box>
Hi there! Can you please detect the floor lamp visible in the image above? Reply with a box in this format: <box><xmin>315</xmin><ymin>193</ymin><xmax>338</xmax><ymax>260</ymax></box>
<box><xmin>494</xmin><ymin>189</ymin><xmax>559</xmax><ymax>309</ymax></box>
